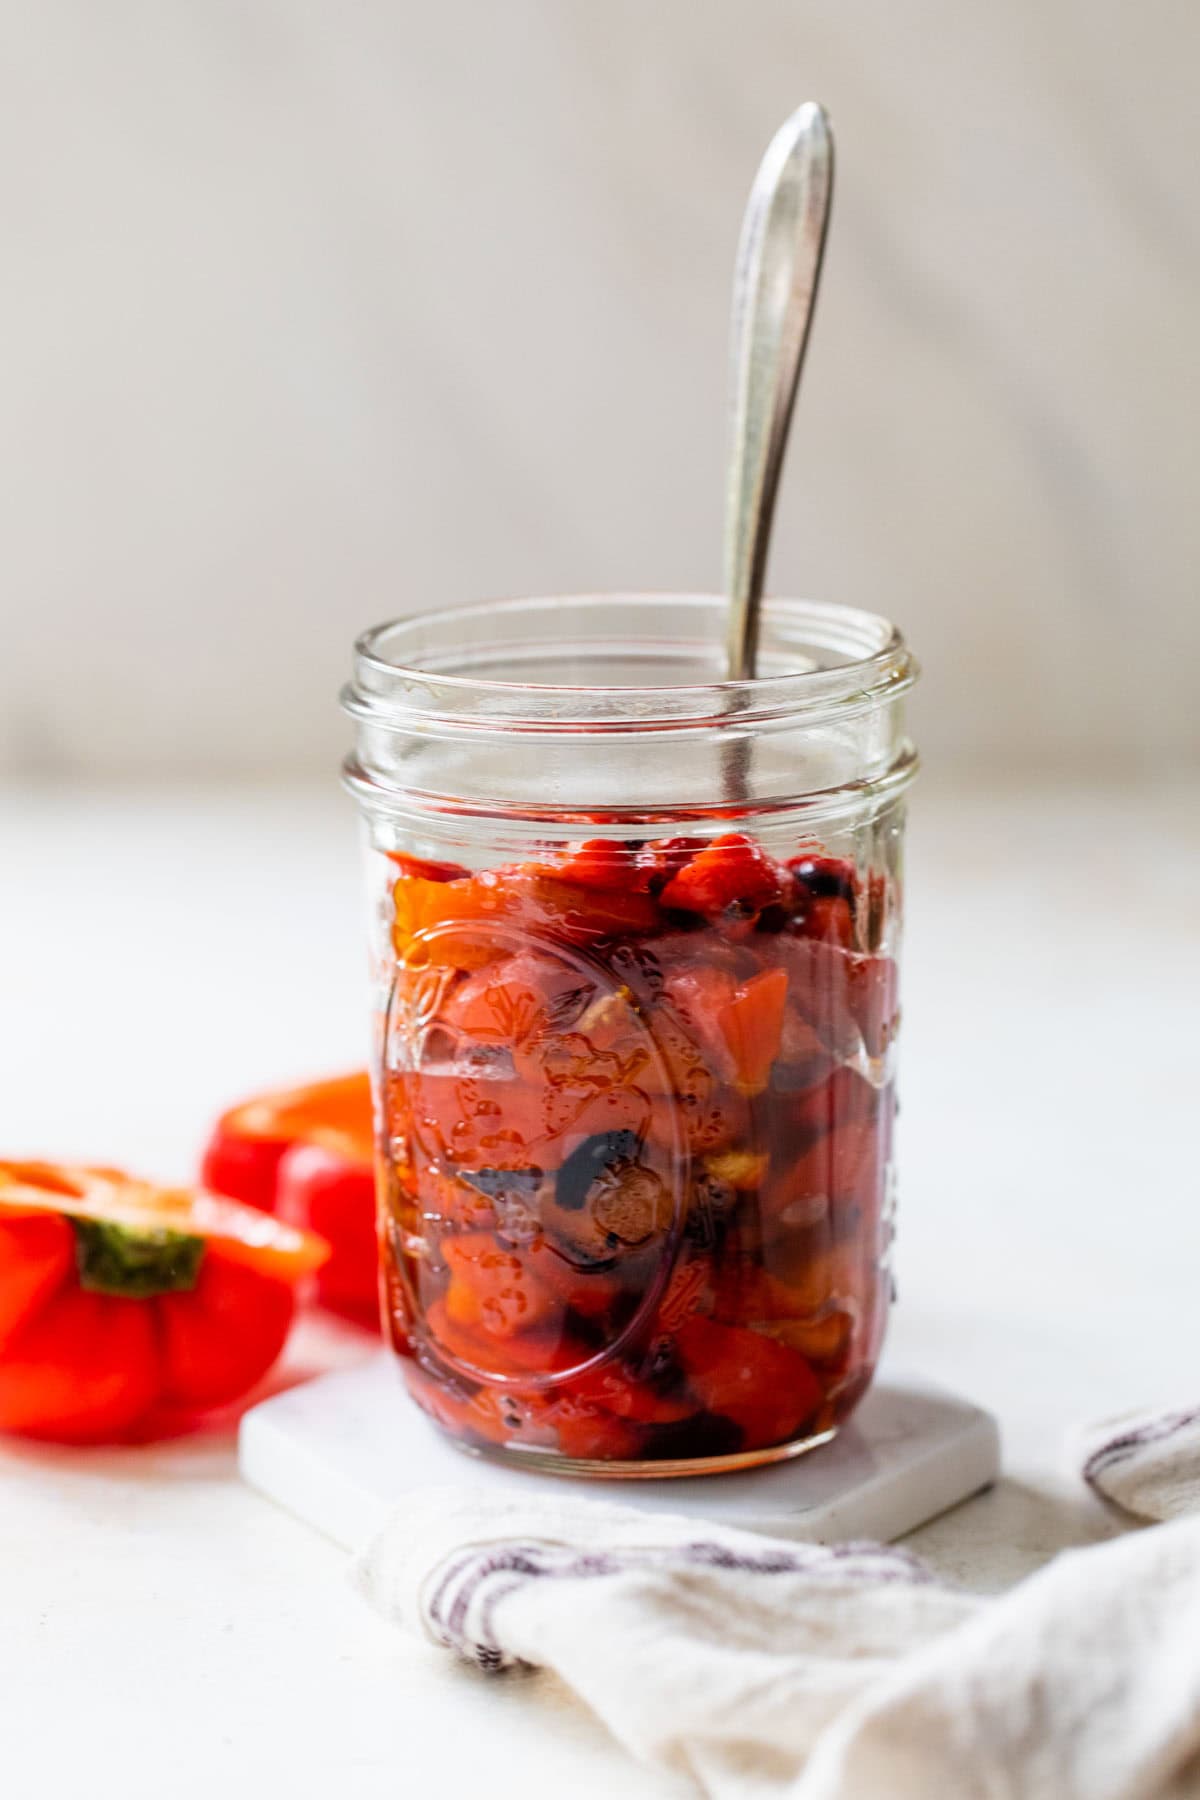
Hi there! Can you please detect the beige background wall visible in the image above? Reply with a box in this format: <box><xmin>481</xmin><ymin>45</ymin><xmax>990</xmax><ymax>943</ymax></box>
<box><xmin>2</xmin><ymin>0</ymin><xmax>1196</xmax><ymax>779</ymax></box>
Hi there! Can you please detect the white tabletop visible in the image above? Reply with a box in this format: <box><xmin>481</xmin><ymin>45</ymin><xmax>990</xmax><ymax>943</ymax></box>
<box><xmin>2</xmin><ymin>779</ymin><xmax>1195</xmax><ymax>1798</ymax></box>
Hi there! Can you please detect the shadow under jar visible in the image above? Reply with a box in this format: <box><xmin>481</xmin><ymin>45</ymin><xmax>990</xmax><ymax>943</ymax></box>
<box><xmin>343</xmin><ymin>594</ymin><xmax>918</xmax><ymax>1476</ymax></box>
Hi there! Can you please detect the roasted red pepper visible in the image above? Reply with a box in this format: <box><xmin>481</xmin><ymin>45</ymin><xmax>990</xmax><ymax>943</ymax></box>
<box><xmin>556</xmin><ymin>839</ymin><xmax>651</xmax><ymax>893</ymax></box>
<box><xmin>201</xmin><ymin>1073</ymin><xmax>377</xmax><ymax>1328</ymax></box>
<box><xmin>0</xmin><ymin>1161</ymin><xmax>327</xmax><ymax>1442</ymax></box>
<box><xmin>381</xmin><ymin>830</ymin><xmax>899</xmax><ymax>1464</ymax></box>
<box><xmin>798</xmin><ymin>894</ymin><xmax>857</xmax><ymax>949</ymax></box>
<box><xmin>441</xmin><ymin>1233</ymin><xmax>558</xmax><ymax>1339</ymax></box>
<box><xmin>659</xmin><ymin>832</ymin><xmax>789</xmax><ymax>918</ymax></box>
<box><xmin>385</xmin><ymin>850</ymin><xmax>470</xmax><ymax>883</ymax></box>
<box><xmin>718</xmin><ymin>967</ymin><xmax>789</xmax><ymax>1095</ymax></box>
<box><xmin>675</xmin><ymin>1315</ymin><xmax>823</xmax><ymax>1450</ymax></box>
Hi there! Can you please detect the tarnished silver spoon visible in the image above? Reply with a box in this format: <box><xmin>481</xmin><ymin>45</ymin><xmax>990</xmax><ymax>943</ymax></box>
<box><xmin>723</xmin><ymin>103</ymin><xmax>834</xmax><ymax>682</ymax></box>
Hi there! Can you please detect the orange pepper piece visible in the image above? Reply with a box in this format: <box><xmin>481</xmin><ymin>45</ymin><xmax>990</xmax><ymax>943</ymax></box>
<box><xmin>718</xmin><ymin>967</ymin><xmax>789</xmax><ymax>1094</ymax></box>
<box><xmin>441</xmin><ymin>1233</ymin><xmax>558</xmax><ymax>1339</ymax></box>
<box><xmin>392</xmin><ymin>872</ymin><xmax>514</xmax><ymax>969</ymax></box>
<box><xmin>675</xmin><ymin>1315</ymin><xmax>822</xmax><ymax>1450</ymax></box>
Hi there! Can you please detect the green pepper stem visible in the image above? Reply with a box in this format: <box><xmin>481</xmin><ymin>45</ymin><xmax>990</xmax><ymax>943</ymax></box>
<box><xmin>71</xmin><ymin>1218</ymin><xmax>205</xmax><ymax>1298</ymax></box>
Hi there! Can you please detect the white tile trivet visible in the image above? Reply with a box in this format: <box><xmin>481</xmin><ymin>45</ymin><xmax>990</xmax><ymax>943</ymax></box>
<box><xmin>239</xmin><ymin>1354</ymin><xmax>1000</xmax><ymax>1551</ymax></box>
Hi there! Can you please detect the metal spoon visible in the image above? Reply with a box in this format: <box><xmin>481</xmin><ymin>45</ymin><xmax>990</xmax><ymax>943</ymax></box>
<box><xmin>723</xmin><ymin>103</ymin><xmax>834</xmax><ymax>681</ymax></box>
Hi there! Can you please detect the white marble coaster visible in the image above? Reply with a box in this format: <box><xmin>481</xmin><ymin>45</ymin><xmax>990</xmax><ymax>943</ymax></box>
<box><xmin>239</xmin><ymin>1353</ymin><xmax>1000</xmax><ymax>1551</ymax></box>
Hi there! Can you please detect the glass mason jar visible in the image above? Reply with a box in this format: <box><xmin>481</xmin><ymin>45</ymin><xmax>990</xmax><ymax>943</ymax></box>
<box><xmin>343</xmin><ymin>594</ymin><xmax>918</xmax><ymax>1475</ymax></box>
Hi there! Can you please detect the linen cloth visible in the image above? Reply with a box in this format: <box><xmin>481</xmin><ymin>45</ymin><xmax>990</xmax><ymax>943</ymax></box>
<box><xmin>1076</xmin><ymin>1404</ymin><xmax>1200</xmax><ymax>1524</ymax></box>
<box><xmin>356</xmin><ymin>1446</ymin><xmax>1200</xmax><ymax>1800</ymax></box>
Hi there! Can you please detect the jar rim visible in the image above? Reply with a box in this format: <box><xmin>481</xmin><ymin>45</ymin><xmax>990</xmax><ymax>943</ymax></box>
<box><xmin>345</xmin><ymin>593</ymin><xmax>917</xmax><ymax>733</ymax></box>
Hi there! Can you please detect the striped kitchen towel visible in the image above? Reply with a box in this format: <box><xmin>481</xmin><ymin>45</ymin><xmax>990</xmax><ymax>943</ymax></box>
<box><xmin>1076</xmin><ymin>1404</ymin><xmax>1200</xmax><ymax>1524</ymax></box>
<box><xmin>355</xmin><ymin>1485</ymin><xmax>1200</xmax><ymax>1798</ymax></box>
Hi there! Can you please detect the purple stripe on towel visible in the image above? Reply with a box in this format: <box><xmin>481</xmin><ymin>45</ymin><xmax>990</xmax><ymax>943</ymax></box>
<box><xmin>1083</xmin><ymin>1406</ymin><xmax>1200</xmax><ymax>1494</ymax></box>
<box><xmin>423</xmin><ymin>1535</ymin><xmax>935</xmax><ymax>1672</ymax></box>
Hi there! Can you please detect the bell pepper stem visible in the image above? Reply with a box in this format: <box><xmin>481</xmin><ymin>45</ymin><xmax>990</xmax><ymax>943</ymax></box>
<box><xmin>71</xmin><ymin>1218</ymin><xmax>205</xmax><ymax>1298</ymax></box>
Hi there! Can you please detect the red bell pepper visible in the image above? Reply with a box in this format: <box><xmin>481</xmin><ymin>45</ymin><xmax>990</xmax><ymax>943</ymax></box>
<box><xmin>274</xmin><ymin>1144</ymin><xmax>379</xmax><ymax>1329</ymax></box>
<box><xmin>0</xmin><ymin>1161</ymin><xmax>328</xmax><ymax>1442</ymax></box>
<box><xmin>201</xmin><ymin>1072</ymin><xmax>378</xmax><ymax>1328</ymax></box>
<box><xmin>201</xmin><ymin>1072</ymin><xmax>372</xmax><ymax>1212</ymax></box>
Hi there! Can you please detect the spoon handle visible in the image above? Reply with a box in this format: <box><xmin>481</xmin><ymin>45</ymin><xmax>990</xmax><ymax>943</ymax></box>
<box><xmin>723</xmin><ymin>103</ymin><xmax>834</xmax><ymax>681</ymax></box>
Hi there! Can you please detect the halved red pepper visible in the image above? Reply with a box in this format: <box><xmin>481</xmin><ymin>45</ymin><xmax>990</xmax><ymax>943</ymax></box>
<box><xmin>201</xmin><ymin>1072</ymin><xmax>378</xmax><ymax>1328</ymax></box>
<box><xmin>275</xmin><ymin>1143</ymin><xmax>379</xmax><ymax>1328</ymax></box>
<box><xmin>0</xmin><ymin>1161</ymin><xmax>327</xmax><ymax>1442</ymax></box>
<box><xmin>201</xmin><ymin>1072</ymin><xmax>373</xmax><ymax>1212</ymax></box>
<box><xmin>523</xmin><ymin>1238</ymin><xmax>633</xmax><ymax>1320</ymax></box>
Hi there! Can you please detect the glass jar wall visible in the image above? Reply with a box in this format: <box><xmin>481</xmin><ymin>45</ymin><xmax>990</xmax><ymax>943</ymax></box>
<box><xmin>344</xmin><ymin>594</ymin><xmax>918</xmax><ymax>1474</ymax></box>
